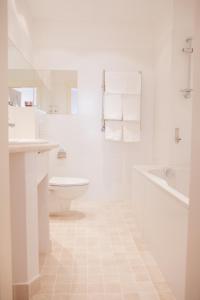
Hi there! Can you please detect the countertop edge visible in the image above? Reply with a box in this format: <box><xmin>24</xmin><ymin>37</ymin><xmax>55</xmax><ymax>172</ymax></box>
<box><xmin>9</xmin><ymin>143</ymin><xmax>59</xmax><ymax>154</ymax></box>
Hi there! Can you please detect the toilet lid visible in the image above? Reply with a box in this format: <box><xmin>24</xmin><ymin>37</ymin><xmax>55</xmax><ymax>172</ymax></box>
<box><xmin>49</xmin><ymin>177</ymin><xmax>89</xmax><ymax>187</ymax></box>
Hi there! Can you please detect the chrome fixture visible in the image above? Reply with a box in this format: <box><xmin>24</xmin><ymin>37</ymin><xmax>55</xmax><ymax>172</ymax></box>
<box><xmin>180</xmin><ymin>88</ymin><xmax>193</xmax><ymax>99</ymax></box>
<box><xmin>57</xmin><ymin>148</ymin><xmax>67</xmax><ymax>159</ymax></box>
<box><xmin>101</xmin><ymin>70</ymin><xmax>106</xmax><ymax>132</ymax></box>
<box><xmin>175</xmin><ymin>128</ymin><xmax>182</xmax><ymax>144</ymax></box>
<box><xmin>8</xmin><ymin>122</ymin><xmax>15</xmax><ymax>128</ymax></box>
<box><xmin>182</xmin><ymin>37</ymin><xmax>193</xmax><ymax>54</ymax></box>
<box><xmin>181</xmin><ymin>37</ymin><xmax>193</xmax><ymax>99</ymax></box>
<box><xmin>163</xmin><ymin>167</ymin><xmax>174</xmax><ymax>178</ymax></box>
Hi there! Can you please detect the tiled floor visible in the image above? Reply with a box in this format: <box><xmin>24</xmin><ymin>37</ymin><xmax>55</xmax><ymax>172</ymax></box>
<box><xmin>31</xmin><ymin>200</ymin><xmax>176</xmax><ymax>300</ymax></box>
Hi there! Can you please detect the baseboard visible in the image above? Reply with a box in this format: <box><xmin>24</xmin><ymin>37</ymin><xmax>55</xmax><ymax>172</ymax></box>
<box><xmin>13</xmin><ymin>275</ymin><xmax>40</xmax><ymax>300</ymax></box>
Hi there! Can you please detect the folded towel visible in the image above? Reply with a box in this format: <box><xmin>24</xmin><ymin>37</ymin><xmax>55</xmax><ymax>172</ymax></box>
<box><xmin>124</xmin><ymin>72</ymin><xmax>142</xmax><ymax>95</ymax></box>
<box><xmin>123</xmin><ymin>95</ymin><xmax>141</xmax><ymax>121</ymax></box>
<box><xmin>105</xmin><ymin>121</ymin><xmax>122</xmax><ymax>142</ymax></box>
<box><xmin>104</xmin><ymin>94</ymin><xmax>122</xmax><ymax>120</ymax></box>
<box><xmin>105</xmin><ymin>71</ymin><xmax>142</xmax><ymax>94</ymax></box>
<box><xmin>123</xmin><ymin>122</ymin><xmax>141</xmax><ymax>142</ymax></box>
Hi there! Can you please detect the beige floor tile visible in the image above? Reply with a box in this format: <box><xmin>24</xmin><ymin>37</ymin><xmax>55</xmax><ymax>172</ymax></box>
<box><xmin>31</xmin><ymin>294</ymin><xmax>52</xmax><ymax>300</ymax></box>
<box><xmin>52</xmin><ymin>295</ymin><xmax>87</xmax><ymax>300</ymax></box>
<box><xmin>86</xmin><ymin>294</ymin><xmax>104</xmax><ymax>300</ymax></box>
<box><xmin>147</xmin><ymin>267</ymin><xmax>166</xmax><ymax>283</ymax></box>
<box><xmin>158</xmin><ymin>292</ymin><xmax>176</xmax><ymax>300</ymax></box>
<box><xmin>39</xmin><ymin>285</ymin><xmax>54</xmax><ymax>294</ymax></box>
<box><xmin>123</xmin><ymin>293</ymin><xmax>141</xmax><ymax>300</ymax></box>
<box><xmin>138</xmin><ymin>292</ymin><xmax>160</xmax><ymax>300</ymax></box>
<box><xmin>137</xmin><ymin>282</ymin><xmax>157</xmax><ymax>293</ymax></box>
<box><xmin>132</xmin><ymin>266</ymin><xmax>151</xmax><ymax>282</ymax></box>
<box><xmin>103</xmin><ymin>274</ymin><xmax>120</xmax><ymax>283</ymax></box>
<box><xmin>154</xmin><ymin>282</ymin><xmax>172</xmax><ymax>293</ymax></box>
<box><xmin>104</xmin><ymin>282</ymin><xmax>121</xmax><ymax>293</ymax></box>
<box><xmin>120</xmin><ymin>281</ymin><xmax>139</xmax><ymax>294</ymax></box>
<box><xmin>87</xmin><ymin>282</ymin><xmax>105</xmax><ymax>293</ymax></box>
<box><xmin>70</xmin><ymin>283</ymin><xmax>87</xmax><ymax>293</ymax></box>
<box><xmin>51</xmin><ymin>296</ymin><xmax>70</xmax><ymax>300</ymax></box>
<box><xmin>69</xmin><ymin>295</ymin><xmax>87</xmax><ymax>300</ymax></box>
<box><xmin>54</xmin><ymin>283</ymin><xmax>72</xmax><ymax>294</ymax></box>
<box><xmin>41</xmin><ymin>267</ymin><xmax>58</xmax><ymax>276</ymax></box>
<box><xmin>87</xmin><ymin>274</ymin><xmax>103</xmax><ymax>284</ymax></box>
<box><xmin>40</xmin><ymin>275</ymin><xmax>56</xmax><ymax>290</ymax></box>
<box><xmin>32</xmin><ymin>200</ymin><xmax>174</xmax><ymax>300</ymax></box>
<box><xmin>129</xmin><ymin>258</ymin><xmax>144</xmax><ymax>268</ymax></box>
<box><xmin>103</xmin><ymin>294</ymin><xmax>122</xmax><ymax>300</ymax></box>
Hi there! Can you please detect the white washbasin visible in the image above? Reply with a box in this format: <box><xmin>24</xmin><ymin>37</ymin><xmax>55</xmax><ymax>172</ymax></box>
<box><xmin>9</xmin><ymin>139</ymin><xmax>49</xmax><ymax>145</ymax></box>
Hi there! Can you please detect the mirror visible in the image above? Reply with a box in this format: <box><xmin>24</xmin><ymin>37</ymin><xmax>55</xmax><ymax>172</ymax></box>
<box><xmin>8</xmin><ymin>41</ymin><xmax>78</xmax><ymax>115</ymax></box>
<box><xmin>37</xmin><ymin>70</ymin><xmax>78</xmax><ymax>114</ymax></box>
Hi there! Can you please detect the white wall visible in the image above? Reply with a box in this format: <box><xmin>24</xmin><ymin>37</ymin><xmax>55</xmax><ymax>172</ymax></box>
<box><xmin>154</xmin><ymin>26</ymin><xmax>173</xmax><ymax>164</ymax></box>
<box><xmin>0</xmin><ymin>0</ymin><xmax>13</xmax><ymax>299</ymax></box>
<box><xmin>186</xmin><ymin>1</ymin><xmax>200</xmax><ymax>298</ymax></box>
<box><xmin>9</xmin><ymin>0</ymin><xmax>195</xmax><ymax>199</ymax></box>
<box><xmin>29</xmin><ymin>0</ymin><xmax>158</xmax><ymax>202</ymax></box>
<box><xmin>35</xmin><ymin>50</ymin><xmax>155</xmax><ymax>202</ymax></box>
<box><xmin>8</xmin><ymin>0</ymin><xmax>33</xmax><ymax>62</ymax></box>
<box><xmin>154</xmin><ymin>0</ymin><xmax>195</xmax><ymax>166</ymax></box>
<box><xmin>8</xmin><ymin>0</ymin><xmax>161</xmax><ymax>202</ymax></box>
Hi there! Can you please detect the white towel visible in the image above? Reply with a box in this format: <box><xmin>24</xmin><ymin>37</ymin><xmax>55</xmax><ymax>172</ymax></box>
<box><xmin>123</xmin><ymin>95</ymin><xmax>141</xmax><ymax>121</ymax></box>
<box><xmin>124</xmin><ymin>72</ymin><xmax>141</xmax><ymax>94</ymax></box>
<box><xmin>105</xmin><ymin>71</ymin><xmax>142</xmax><ymax>94</ymax></box>
<box><xmin>104</xmin><ymin>94</ymin><xmax>122</xmax><ymax>120</ymax></box>
<box><xmin>123</xmin><ymin>122</ymin><xmax>141</xmax><ymax>142</ymax></box>
<box><xmin>105</xmin><ymin>121</ymin><xmax>122</xmax><ymax>141</ymax></box>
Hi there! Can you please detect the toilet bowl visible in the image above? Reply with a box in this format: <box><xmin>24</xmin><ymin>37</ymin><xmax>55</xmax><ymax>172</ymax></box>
<box><xmin>48</xmin><ymin>177</ymin><xmax>89</xmax><ymax>215</ymax></box>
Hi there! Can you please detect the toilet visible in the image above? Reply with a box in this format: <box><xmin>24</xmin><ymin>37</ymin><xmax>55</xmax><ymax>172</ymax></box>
<box><xmin>48</xmin><ymin>177</ymin><xmax>89</xmax><ymax>215</ymax></box>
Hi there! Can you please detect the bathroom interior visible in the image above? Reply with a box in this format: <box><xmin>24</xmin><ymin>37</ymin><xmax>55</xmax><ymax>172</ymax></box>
<box><xmin>1</xmin><ymin>0</ymin><xmax>200</xmax><ymax>299</ymax></box>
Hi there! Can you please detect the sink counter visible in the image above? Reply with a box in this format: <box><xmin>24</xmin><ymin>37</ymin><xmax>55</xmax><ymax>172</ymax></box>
<box><xmin>9</xmin><ymin>142</ymin><xmax>58</xmax><ymax>153</ymax></box>
<box><xmin>9</xmin><ymin>142</ymin><xmax>58</xmax><ymax>299</ymax></box>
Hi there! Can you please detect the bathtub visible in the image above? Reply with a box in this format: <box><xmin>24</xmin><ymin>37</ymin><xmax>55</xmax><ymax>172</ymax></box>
<box><xmin>132</xmin><ymin>165</ymin><xmax>189</xmax><ymax>300</ymax></box>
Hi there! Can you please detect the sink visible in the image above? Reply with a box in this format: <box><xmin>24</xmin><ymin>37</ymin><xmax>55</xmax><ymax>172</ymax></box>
<box><xmin>9</xmin><ymin>139</ymin><xmax>49</xmax><ymax>145</ymax></box>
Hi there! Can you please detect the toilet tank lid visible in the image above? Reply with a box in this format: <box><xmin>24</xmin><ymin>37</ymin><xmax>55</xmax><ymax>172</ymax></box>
<box><xmin>49</xmin><ymin>177</ymin><xmax>90</xmax><ymax>187</ymax></box>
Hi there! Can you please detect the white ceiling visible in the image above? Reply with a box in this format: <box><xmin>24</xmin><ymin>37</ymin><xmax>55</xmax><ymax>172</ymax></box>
<box><xmin>25</xmin><ymin>0</ymin><xmax>172</xmax><ymax>51</ymax></box>
<box><xmin>27</xmin><ymin>0</ymin><xmax>170</xmax><ymax>28</ymax></box>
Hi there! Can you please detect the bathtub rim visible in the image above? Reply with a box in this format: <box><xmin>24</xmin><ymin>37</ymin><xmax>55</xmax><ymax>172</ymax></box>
<box><xmin>133</xmin><ymin>165</ymin><xmax>189</xmax><ymax>208</ymax></box>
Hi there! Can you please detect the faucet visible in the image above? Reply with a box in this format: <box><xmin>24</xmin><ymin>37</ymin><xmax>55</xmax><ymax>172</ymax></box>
<box><xmin>8</xmin><ymin>122</ymin><xmax>15</xmax><ymax>128</ymax></box>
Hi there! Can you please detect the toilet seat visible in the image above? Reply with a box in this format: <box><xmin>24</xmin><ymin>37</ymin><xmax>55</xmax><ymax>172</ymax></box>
<box><xmin>49</xmin><ymin>177</ymin><xmax>89</xmax><ymax>187</ymax></box>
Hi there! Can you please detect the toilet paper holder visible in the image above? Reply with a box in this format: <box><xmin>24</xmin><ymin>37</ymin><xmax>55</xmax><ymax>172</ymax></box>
<box><xmin>57</xmin><ymin>148</ymin><xmax>67</xmax><ymax>159</ymax></box>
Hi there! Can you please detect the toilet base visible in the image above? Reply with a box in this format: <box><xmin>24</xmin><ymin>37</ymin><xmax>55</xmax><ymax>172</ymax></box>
<box><xmin>48</xmin><ymin>192</ymin><xmax>72</xmax><ymax>215</ymax></box>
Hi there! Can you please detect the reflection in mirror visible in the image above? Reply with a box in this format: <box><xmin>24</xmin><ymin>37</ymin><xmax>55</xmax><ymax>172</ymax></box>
<box><xmin>8</xmin><ymin>42</ymin><xmax>78</xmax><ymax>115</ymax></box>
<box><xmin>9</xmin><ymin>87</ymin><xmax>37</xmax><ymax>107</ymax></box>
<box><xmin>39</xmin><ymin>70</ymin><xmax>78</xmax><ymax>115</ymax></box>
<box><xmin>8</xmin><ymin>69</ymin><xmax>42</xmax><ymax>107</ymax></box>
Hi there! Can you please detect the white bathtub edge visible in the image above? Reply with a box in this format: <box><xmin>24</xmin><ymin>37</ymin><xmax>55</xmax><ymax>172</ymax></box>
<box><xmin>133</xmin><ymin>165</ymin><xmax>189</xmax><ymax>208</ymax></box>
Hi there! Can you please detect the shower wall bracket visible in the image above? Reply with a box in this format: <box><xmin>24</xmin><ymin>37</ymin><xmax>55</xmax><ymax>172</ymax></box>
<box><xmin>175</xmin><ymin>128</ymin><xmax>182</xmax><ymax>144</ymax></box>
<box><xmin>180</xmin><ymin>88</ymin><xmax>193</xmax><ymax>99</ymax></box>
<box><xmin>182</xmin><ymin>37</ymin><xmax>194</xmax><ymax>54</ymax></box>
<box><xmin>101</xmin><ymin>69</ymin><xmax>106</xmax><ymax>132</ymax></box>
